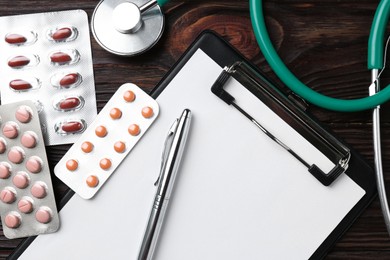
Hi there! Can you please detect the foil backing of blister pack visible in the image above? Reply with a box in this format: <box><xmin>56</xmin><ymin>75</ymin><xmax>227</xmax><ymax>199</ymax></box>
<box><xmin>0</xmin><ymin>9</ymin><xmax>97</xmax><ymax>146</ymax></box>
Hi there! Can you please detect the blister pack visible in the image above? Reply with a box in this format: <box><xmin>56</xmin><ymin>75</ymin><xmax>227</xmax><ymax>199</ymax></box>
<box><xmin>0</xmin><ymin>101</ymin><xmax>59</xmax><ymax>239</ymax></box>
<box><xmin>55</xmin><ymin>83</ymin><xmax>159</xmax><ymax>199</ymax></box>
<box><xmin>0</xmin><ymin>10</ymin><xmax>97</xmax><ymax>145</ymax></box>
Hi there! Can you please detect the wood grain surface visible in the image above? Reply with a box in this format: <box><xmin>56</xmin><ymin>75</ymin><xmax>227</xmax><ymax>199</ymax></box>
<box><xmin>1</xmin><ymin>0</ymin><xmax>390</xmax><ymax>259</ymax></box>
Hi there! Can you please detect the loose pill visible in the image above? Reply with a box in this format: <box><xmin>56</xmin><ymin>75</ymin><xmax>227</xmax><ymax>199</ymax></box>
<box><xmin>58</xmin><ymin>97</ymin><xmax>82</xmax><ymax>111</ymax></box>
<box><xmin>35</xmin><ymin>207</ymin><xmax>52</xmax><ymax>224</ymax></box>
<box><xmin>26</xmin><ymin>156</ymin><xmax>43</xmax><ymax>173</ymax></box>
<box><xmin>123</xmin><ymin>90</ymin><xmax>136</xmax><ymax>102</ymax></box>
<box><xmin>81</xmin><ymin>141</ymin><xmax>93</xmax><ymax>153</ymax></box>
<box><xmin>0</xmin><ymin>139</ymin><xmax>7</xmax><ymax>154</ymax></box>
<box><xmin>0</xmin><ymin>188</ymin><xmax>16</xmax><ymax>204</ymax></box>
<box><xmin>18</xmin><ymin>198</ymin><xmax>33</xmax><ymax>213</ymax></box>
<box><xmin>9</xmin><ymin>79</ymin><xmax>32</xmax><ymax>91</ymax></box>
<box><xmin>86</xmin><ymin>175</ymin><xmax>99</xmax><ymax>188</ymax></box>
<box><xmin>114</xmin><ymin>141</ymin><xmax>126</xmax><ymax>153</ymax></box>
<box><xmin>4</xmin><ymin>212</ymin><xmax>21</xmax><ymax>228</ymax></box>
<box><xmin>61</xmin><ymin>121</ymin><xmax>84</xmax><ymax>133</ymax></box>
<box><xmin>8</xmin><ymin>55</ymin><xmax>30</xmax><ymax>68</ymax></box>
<box><xmin>8</xmin><ymin>147</ymin><xmax>25</xmax><ymax>164</ymax></box>
<box><xmin>95</xmin><ymin>125</ymin><xmax>107</xmax><ymax>137</ymax></box>
<box><xmin>13</xmin><ymin>172</ymin><xmax>30</xmax><ymax>189</ymax></box>
<box><xmin>31</xmin><ymin>182</ymin><xmax>47</xmax><ymax>199</ymax></box>
<box><xmin>99</xmin><ymin>158</ymin><xmax>112</xmax><ymax>170</ymax></box>
<box><xmin>59</xmin><ymin>73</ymin><xmax>80</xmax><ymax>87</ymax></box>
<box><xmin>142</xmin><ymin>106</ymin><xmax>154</xmax><ymax>118</ymax></box>
<box><xmin>50</xmin><ymin>52</ymin><xmax>72</xmax><ymax>63</ymax></box>
<box><xmin>128</xmin><ymin>124</ymin><xmax>140</xmax><ymax>136</ymax></box>
<box><xmin>3</xmin><ymin>122</ymin><xmax>19</xmax><ymax>139</ymax></box>
<box><xmin>110</xmin><ymin>108</ymin><xmax>122</xmax><ymax>119</ymax></box>
<box><xmin>5</xmin><ymin>33</ymin><xmax>27</xmax><ymax>44</ymax></box>
<box><xmin>52</xmin><ymin>27</ymin><xmax>72</xmax><ymax>41</ymax></box>
<box><xmin>15</xmin><ymin>106</ymin><xmax>33</xmax><ymax>123</ymax></box>
<box><xmin>66</xmin><ymin>159</ymin><xmax>78</xmax><ymax>171</ymax></box>
<box><xmin>21</xmin><ymin>131</ymin><xmax>38</xmax><ymax>148</ymax></box>
<box><xmin>0</xmin><ymin>163</ymin><xmax>11</xmax><ymax>179</ymax></box>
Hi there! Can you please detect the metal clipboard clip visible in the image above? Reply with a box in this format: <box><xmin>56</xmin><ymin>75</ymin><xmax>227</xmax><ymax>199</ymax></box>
<box><xmin>211</xmin><ymin>61</ymin><xmax>350</xmax><ymax>186</ymax></box>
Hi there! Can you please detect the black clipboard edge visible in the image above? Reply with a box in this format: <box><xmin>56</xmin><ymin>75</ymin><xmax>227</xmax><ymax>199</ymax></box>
<box><xmin>8</xmin><ymin>30</ymin><xmax>376</xmax><ymax>260</ymax></box>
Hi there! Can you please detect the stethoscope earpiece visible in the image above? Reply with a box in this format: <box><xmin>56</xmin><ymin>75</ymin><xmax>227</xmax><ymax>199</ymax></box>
<box><xmin>91</xmin><ymin>0</ymin><xmax>164</xmax><ymax>56</ymax></box>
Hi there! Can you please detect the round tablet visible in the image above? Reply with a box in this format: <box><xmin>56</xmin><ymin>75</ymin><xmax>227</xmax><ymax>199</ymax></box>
<box><xmin>0</xmin><ymin>138</ymin><xmax>7</xmax><ymax>154</ymax></box>
<box><xmin>81</xmin><ymin>141</ymin><xmax>94</xmax><ymax>153</ymax></box>
<box><xmin>0</xmin><ymin>188</ymin><xmax>16</xmax><ymax>204</ymax></box>
<box><xmin>15</xmin><ymin>106</ymin><xmax>32</xmax><ymax>123</ymax></box>
<box><xmin>109</xmin><ymin>108</ymin><xmax>122</xmax><ymax>119</ymax></box>
<box><xmin>5</xmin><ymin>212</ymin><xmax>21</xmax><ymax>228</ymax></box>
<box><xmin>13</xmin><ymin>172</ymin><xmax>30</xmax><ymax>189</ymax></box>
<box><xmin>35</xmin><ymin>207</ymin><xmax>52</xmax><ymax>224</ymax></box>
<box><xmin>86</xmin><ymin>175</ymin><xmax>99</xmax><ymax>188</ymax></box>
<box><xmin>141</xmin><ymin>106</ymin><xmax>154</xmax><ymax>118</ymax></box>
<box><xmin>114</xmin><ymin>141</ymin><xmax>126</xmax><ymax>153</ymax></box>
<box><xmin>18</xmin><ymin>197</ymin><xmax>33</xmax><ymax>213</ymax></box>
<box><xmin>0</xmin><ymin>163</ymin><xmax>11</xmax><ymax>179</ymax></box>
<box><xmin>66</xmin><ymin>159</ymin><xmax>78</xmax><ymax>171</ymax></box>
<box><xmin>99</xmin><ymin>158</ymin><xmax>112</xmax><ymax>170</ymax></box>
<box><xmin>26</xmin><ymin>156</ymin><xmax>43</xmax><ymax>173</ymax></box>
<box><xmin>3</xmin><ymin>122</ymin><xmax>19</xmax><ymax>139</ymax></box>
<box><xmin>21</xmin><ymin>131</ymin><xmax>38</xmax><ymax>148</ymax></box>
<box><xmin>123</xmin><ymin>90</ymin><xmax>136</xmax><ymax>102</ymax></box>
<box><xmin>8</xmin><ymin>146</ymin><xmax>25</xmax><ymax>164</ymax></box>
<box><xmin>31</xmin><ymin>182</ymin><xmax>47</xmax><ymax>199</ymax></box>
<box><xmin>128</xmin><ymin>124</ymin><xmax>140</xmax><ymax>136</ymax></box>
<box><xmin>95</xmin><ymin>125</ymin><xmax>107</xmax><ymax>137</ymax></box>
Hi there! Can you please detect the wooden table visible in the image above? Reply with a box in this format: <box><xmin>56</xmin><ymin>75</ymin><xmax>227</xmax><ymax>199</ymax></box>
<box><xmin>1</xmin><ymin>0</ymin><xmax>390</xmax><ymax>259</ymax></box>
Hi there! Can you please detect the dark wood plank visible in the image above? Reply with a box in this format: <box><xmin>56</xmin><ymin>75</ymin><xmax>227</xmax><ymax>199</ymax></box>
<box><xmin>1</xmin><ymin>0</ymin><xmax>390</xmax><ymax>259</ymax></box>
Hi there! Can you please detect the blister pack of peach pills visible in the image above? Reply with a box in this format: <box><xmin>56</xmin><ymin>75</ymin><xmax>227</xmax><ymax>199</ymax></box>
<box><xmin>55</xmin><ymin>83</ymin><xmax>159</xmax><ymax>199</ymax></box>
<box><xmin>0</xmin><ymin>101</ymin><xmax>59</xmax><ymax>239</ymax></box>
<box><xmin>0</xmin><ymin>9</ymin><xmax>97</xmax><ymax>145</ymax></box>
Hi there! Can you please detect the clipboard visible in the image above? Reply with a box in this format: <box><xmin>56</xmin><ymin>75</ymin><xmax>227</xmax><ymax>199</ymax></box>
<box><xmin>12</xmin><ymin>31</ymin><xmax>376</xmax><ymax>260</ymax></box>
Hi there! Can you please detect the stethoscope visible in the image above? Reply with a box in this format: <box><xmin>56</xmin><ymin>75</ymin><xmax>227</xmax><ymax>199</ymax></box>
<box><xmin>91</xmin><ymin>0</ymin><xmax>390</xmax><ymax>235</ymax></box>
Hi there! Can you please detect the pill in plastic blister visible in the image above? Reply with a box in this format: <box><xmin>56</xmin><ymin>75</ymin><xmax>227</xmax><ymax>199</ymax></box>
<box><xmin>0</xmin><ymin>100</ymin><xmax>59</xmax><ymax>239</ymax></box>
<box><xmin>50</xmin><ymin>71</ymin><xmax>82</xmax><ymax>89</ymax></box>
<box><xmin>8</xmin><ymin>54</ymin><xmax>39</xmax><ymax>69</ymax></box>
<box><xmin>47</xmin><ymin>26</ymin><xmax>78</xmax><ymax>42</ymax></box>
<box><xmin>53</xmin><ymin>96</ymin><xmax>85</xmax><ymax>112</ymax></box>
<box><xmin>5</xmin><ymin>31</ymin><xmax>37</xmax><ymax>46</ymax></box>
<box><xmin>54</xmin><ymin>119</ymin><xmax>86</xmax><ymax>135</ymax></box>
<box><xmin>55</xmin><ymin>83</ymin><xmax>159</xmax><ymax>199</ymax></box>
<box><xmin>9</xmin><ymin>77</ymin><xmax>41</xmax><ymax>92</ymax></box>
<box><xmin>49</xmin><ymin>49</ymin><xmax>80</xmax><ymax>66</ymax></box>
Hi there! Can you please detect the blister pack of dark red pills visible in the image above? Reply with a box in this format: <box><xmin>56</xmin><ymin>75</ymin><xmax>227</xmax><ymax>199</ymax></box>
<box><xmin>0</xmin><ymin>101</ymin><xmax>59</xmax><ymax>239</ymax></box>
<box><xmin>0</xmin><ymin>9</ymin><xmax>97</xmax><ymax>146</ymax></box>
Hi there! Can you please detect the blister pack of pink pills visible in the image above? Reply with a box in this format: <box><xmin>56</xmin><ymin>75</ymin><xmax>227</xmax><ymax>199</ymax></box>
<box><xmin>0</xmin><ymin>10</ymin><xmax>97</xmax><ymax>146</ymax></box>
<box><xmin>0</xmin><ymin>101</ymin><xmax>59</xmax><ymax>239</ymax></box>
<box><xmin>55</xmin><ymin>83</ymin><xmax>159</xmax><ymax>199</ymax></box>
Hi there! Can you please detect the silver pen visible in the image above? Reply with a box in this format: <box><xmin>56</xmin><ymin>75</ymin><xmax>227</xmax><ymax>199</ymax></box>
<box><xmin>138</xmin><ymin>109</ymin><xmax>192</xmax><ymax>260</ymax></box>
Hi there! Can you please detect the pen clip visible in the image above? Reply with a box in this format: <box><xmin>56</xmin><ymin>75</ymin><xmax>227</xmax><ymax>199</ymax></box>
<box><xmin>154</xmin><ymin>118</ymin><xmax>179</xmax><ymax>186</ymax></box>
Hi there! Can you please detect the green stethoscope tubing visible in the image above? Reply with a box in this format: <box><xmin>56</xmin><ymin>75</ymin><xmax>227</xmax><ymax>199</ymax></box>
<box><xmin>250</xmin><ymin>0</ymin><xmax>390</xmax><ymax>112</ymax></box>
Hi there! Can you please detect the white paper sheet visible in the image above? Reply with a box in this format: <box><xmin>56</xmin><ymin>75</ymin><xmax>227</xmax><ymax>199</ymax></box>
<box><xmin>19</xmin><ymin>49</ymin><xmax>365</xmax><ymax>260</ymax></box>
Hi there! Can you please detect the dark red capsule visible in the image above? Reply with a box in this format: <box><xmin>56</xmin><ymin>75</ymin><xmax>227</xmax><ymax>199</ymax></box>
<box><xmin>9</xmin><ymin>79</ymin><xmax>32</xmax><ymax>91</ymax></box>
<box><xmin>59</xmin><ymin>73</ymin><xmax>79</xmax><ymax>87</ymax></box>
<box><xmin>5</xmin><ymin>34</ymin><xmax>27</xmax><ymax>44</ymax></box>
<box><xmin>59</xmin><ymin>97</ymin><xmax>81</xmax><ymax>110</ymax></box>
<box><xmin>50</xmin><ymin>52</ymin><xmax>71</xmax><ymax>63</ymax></box>
<box><xmin>52</xmin><ymin>27</ymin><xmax>72</xmax><ymax>41</ymax></box>
<box><xmin>61</xmin><ymin>121</ymin><xmax>83</xmax><ymax>133</ymax></box>
<box><xmin>8</xmin><ymin>56</ymin><xmax>30</xmax><ymax>68</ymax></box>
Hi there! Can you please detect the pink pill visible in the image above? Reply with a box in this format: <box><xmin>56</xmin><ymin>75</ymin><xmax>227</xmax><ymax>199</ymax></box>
<box><xmin>0</xmin><ymin>188</ymin><xmax>16</xmax><ymax>204</ymax></box>
<box><xmin>0</xmin><ymin>139</ymin><xmax>6</xmax><ymax>154</ymax></box>
<box><xmin>15</xmin><ymin>106</ymin><xmax>32</xmax><ymax>123</ymax></box>
<box><xmin>26</xmin><ymin>156</ymin><xmax>43</xmax><ymax>173</ymax></box>
<box><xmin>21</xmin><ymin>131</ymin><xmax>38</xmax><ymax>148</ymax></box>
<box><xmin>35</xmin><ymin>207</ymin><xmax>52</xmax><ymax>224</ymax></box>
<box><xmin>5</xmin><ymin>212</ymin><xmax>21</xmax><ymax>228</ymax></box>
<box><xmin>31</xmin><ymin>182</ymin><xmax>47</xmax><ymax>199</ymax></box>
<box><xmin>0</xmin><ymin>163</ymin><xmax>11</xmax><ymax>179</ymax></box>
<box><xmin>18</xmin><ymin>198</ymin><xmax>33</xmax><ymax>213</ymax></box>
<box><xmin>13</xmin><ymin>172</ymin><xmax>30</xmax><ymax>189</ymax></box>
<box><xmin>3</xmin><ymin>122</ymin><xmax>19</xmax><ymax>139</ymax></box>
<box><xmin>8</xmin><ymin>147</ymin><xmax>25</xmax><ymax>164</ymax></box>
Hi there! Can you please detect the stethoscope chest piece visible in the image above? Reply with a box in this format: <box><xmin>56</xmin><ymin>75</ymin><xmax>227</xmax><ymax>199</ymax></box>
<box><xmin>92</xmin><ymin>0</ymin><xmax>164</xmax><ymax>56</ymax></box>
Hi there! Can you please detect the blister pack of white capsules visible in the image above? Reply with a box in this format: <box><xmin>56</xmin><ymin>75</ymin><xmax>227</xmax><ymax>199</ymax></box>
<box><xmin>0</xmin><ymin>10</ymin><xmax>97</xmax><ymax>146</ymax></box>
<box><xmin>0</xmin><ymin>101</ymin><xmax>59</xmax><ymax>239</ymax></box>
<box><xmin>55</xmin><ymin>83</ymin><xmax>159</xmax><ymax>199</ymax></box>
